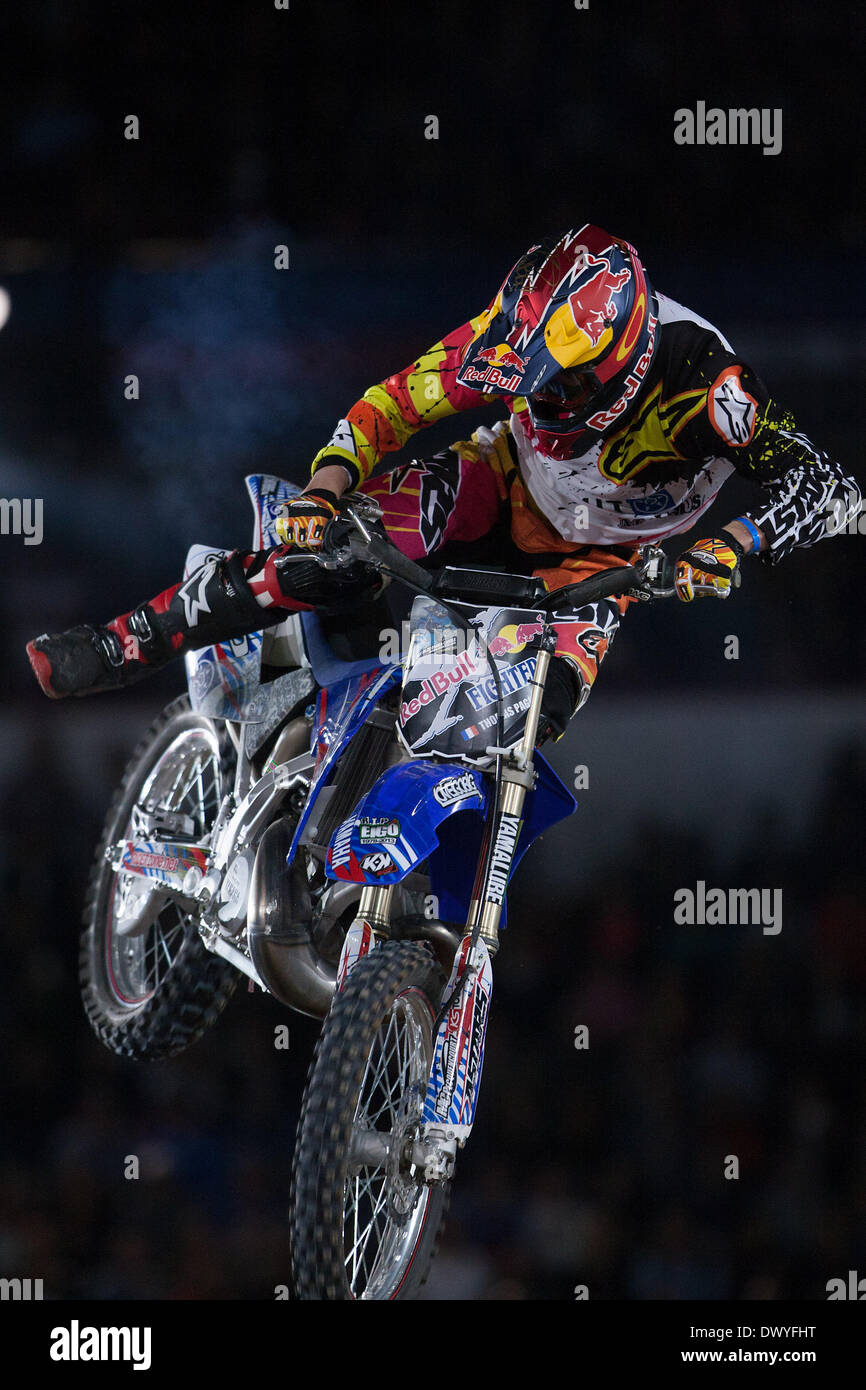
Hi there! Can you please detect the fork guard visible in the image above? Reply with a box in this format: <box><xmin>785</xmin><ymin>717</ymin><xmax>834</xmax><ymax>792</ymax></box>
<box><xmin>323</xmin><ymin>753</ymin><xmax>576</xmax><ymax>930</ymax></box>
<box><xmin>324</xmin><ymin>760</ymin><xmax>489</xmax><ymax>886</ymax></box>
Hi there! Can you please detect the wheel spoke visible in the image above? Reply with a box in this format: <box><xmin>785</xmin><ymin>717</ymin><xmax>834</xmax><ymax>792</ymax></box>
<box><xmin>107</xmin><ymin>728</ymin><xmax>223</xmax><ymax>1006</ymax></box>
<box><xmin>340</xmin><ymin>989</ymin><xmax>435</xmax><ymax>1298</ymax></box>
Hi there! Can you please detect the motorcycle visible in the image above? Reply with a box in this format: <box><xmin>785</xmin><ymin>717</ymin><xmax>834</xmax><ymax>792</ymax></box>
<box><xmin>80</xmin><ymin>472</ymin><xmax>678</xmax><ymax>1299</ymax></box>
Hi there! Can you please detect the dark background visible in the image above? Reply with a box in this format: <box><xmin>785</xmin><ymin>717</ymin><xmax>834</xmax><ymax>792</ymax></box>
<box><xmin>0</xmin><ymin>0</ymin><xmax>863</xmax><ymax>1300</ymax></box>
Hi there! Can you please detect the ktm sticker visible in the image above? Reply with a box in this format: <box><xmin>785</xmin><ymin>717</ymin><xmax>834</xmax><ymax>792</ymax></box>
<box><xmin>360</xmin><ymin>851</ymin><xmax>394</xmax><ymax>876</ymax></box>
<box><xmin>708</xmin><ymin>367</ymin><xmax>758</xmax><ymax>447</ymax></box>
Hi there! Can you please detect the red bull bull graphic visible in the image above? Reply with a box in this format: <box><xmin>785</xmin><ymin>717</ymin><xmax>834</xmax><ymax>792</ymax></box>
<box><xmin>460</xmin><ymin>342</ymin><xmax>528</xmax><ymax>395</ymax></box>
<box><xmin>486</xmin><ymin>618</ymin><xmax>545</xmax><ymax>657</ymax></box>
<box><xmin>567</xmin><ymin>253</ymin><xmax>631</xmax><ymax>348</ymax></box>
<box><xmin>475</xmin><ymin>345</ymin><xmax>527</xmax><ymax>372</ymax></box>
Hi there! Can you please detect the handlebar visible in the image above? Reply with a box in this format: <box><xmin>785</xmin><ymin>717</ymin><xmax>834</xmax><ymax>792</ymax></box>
<box><xmin>316</xmin><ymin>498</ymin><xmax>683</xmax><ymax>606</ymax></box>
<box><xmin>538</xmin><ymin>566</ymin><xmax>643</xmax><ymax>610</ymax></box>
<box><xmin>349</xmin><ymin>529</ymin><xmax>436</xmax><ymax>595</ymax></box>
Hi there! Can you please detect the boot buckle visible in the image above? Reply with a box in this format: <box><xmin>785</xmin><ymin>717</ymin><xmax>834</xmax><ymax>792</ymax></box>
<box><xmin>92</xmin><ymin>627</ymin><xmax>125</xmax><ymax>668</ymax></box>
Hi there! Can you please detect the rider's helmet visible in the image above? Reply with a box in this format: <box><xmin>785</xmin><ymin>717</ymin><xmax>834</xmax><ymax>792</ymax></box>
<box><xmin>456</xmin><ymin>225</ymin><xmax>658</xmax><ymax>459</ymax></box>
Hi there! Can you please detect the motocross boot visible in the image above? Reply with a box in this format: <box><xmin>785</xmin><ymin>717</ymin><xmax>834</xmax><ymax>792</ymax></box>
<box><xmin>27</xmin><ymin>545</ymin><xmax>384</xmax><ymax>699</ymax></box>
<box><xmin>26</xmin><ymin>552</ymin><xmax>295</xmax><ymax>699</ymax></box>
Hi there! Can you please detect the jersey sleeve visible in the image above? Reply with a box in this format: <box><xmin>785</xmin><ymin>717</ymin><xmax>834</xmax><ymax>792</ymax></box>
<box><xmin>310</xmin><ymin>304</ymin><xmax>501</xmax><ymax>489</ymax></box>
<box><xmin>672</xmin><ymin>344</ymin><xmax>861</xmax><ymax>564</ymax></box>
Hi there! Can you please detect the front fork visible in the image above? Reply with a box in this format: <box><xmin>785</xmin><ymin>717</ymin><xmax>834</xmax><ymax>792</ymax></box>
<box><xmin>420</xmin><ymin>635</ymin><xmax>556</xmax><ymax>1177</ymax></box>
<box><xmin>467</xmin><ymin>637</ymin><xmax>553</xmax><ymax>954</ymax></box>
<box><xmin>332</xmin><ymin>638</ymin><xmax>554</xmax><ymax>1181</ymax></box>
<box><xmin>335</xmin><ymin>884</ymin><xmax>393</xmax><ymax>988</ymax></box>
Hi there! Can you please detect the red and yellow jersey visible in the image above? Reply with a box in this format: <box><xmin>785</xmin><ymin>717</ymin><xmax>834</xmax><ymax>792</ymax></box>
<box><xmin>311</xmin><ymin>293</ymin><xmax>860</xmax><ymax>564</ymax></box>
<box><xmin>310</xmin><ymin>303</ymin><xmax>499</xmax><ymax>490</ymax></box>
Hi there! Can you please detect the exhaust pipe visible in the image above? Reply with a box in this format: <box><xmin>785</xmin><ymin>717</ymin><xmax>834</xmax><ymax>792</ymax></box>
<box><xmin>247</xmin><ymin>818</ymin><xmax>338</xmax><ymax>1019</ymax></box>
<box><xmin>248</xmin><ymin>820</ymin><xmax>462</xmax><ymax>1016</ymax></box>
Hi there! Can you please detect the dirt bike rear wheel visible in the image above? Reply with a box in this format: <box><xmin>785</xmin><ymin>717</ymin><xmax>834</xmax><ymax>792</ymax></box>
<box><xmin>290</xmin><ymin>941</ymin><xmax>449</xmax><ymax>1300</ymax></box>
<box><xmin>80</xmin><ymin>694</ymin><xmax>239</xmax><ymax>1059</ymax></box>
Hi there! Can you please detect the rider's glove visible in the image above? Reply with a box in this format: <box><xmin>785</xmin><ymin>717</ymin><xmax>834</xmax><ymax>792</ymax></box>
<box><xmin>274</xmin><ymin>489</ymin><xmax>340</xmax><ymax>551</ymax></box>
<box><xmin>674</xmin><ymin>535</ymin><xmax>743</xmax><ymax>602</ymax></box>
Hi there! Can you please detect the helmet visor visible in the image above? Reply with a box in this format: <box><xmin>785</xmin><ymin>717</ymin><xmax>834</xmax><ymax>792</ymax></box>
<box><xmin>528</xmin><ymin>367</ymin><xmax>601</xmax><ymax>423</ymax></box>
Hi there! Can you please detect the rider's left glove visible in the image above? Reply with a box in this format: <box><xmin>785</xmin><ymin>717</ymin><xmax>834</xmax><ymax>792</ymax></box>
<box><xmin>674</xmin><ymin>536</ymin><xmax>742</xmax><ymax>602</ymax></box>
<box><xmin>274</xmin><ymin>489</ymin><xmax>340</xmax><ymax>550</ymax></box>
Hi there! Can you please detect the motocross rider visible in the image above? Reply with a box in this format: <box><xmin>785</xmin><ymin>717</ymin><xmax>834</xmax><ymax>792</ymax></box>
<box><xmin>27</xmin><ymin>225</ymin><xmax>861</xmax><ymax>739</ymax></box>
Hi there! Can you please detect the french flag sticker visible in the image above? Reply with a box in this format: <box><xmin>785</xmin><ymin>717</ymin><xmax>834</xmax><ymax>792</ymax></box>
<box><xmin>461</xmin><ymin>724</ymin><xmax>479</xmax><ymax>741</ymax></box>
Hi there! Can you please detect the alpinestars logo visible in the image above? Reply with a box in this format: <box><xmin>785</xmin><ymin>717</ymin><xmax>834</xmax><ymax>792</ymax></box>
<box><xmin>178</xmin><ymin>559</ymin><xmax>218</xmax><ymax>628</ymax></box>
<box><xmin>709</xmin><ymin>368</ymin><xmax>758</xmax><ymax>446</ymax></box>
<box><xmin>325</xmin><ymin>418</ymin><xmax>357</xmax><ymax>456</ymax></box>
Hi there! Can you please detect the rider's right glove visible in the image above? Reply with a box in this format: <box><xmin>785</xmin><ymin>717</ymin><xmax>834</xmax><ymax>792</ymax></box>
<box><xmin>674</xmin><ymin>536</ymin><xmax>743</xmax><ymax>602</ymax></box>
<box><xmin>274</xmin><ymin>489</ymin><xmax>340</xmax><ymax>550</ymax></box>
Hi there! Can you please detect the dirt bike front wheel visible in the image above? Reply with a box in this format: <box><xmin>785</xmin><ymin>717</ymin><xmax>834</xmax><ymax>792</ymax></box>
<box><xmin>290</xmin><ymin>941</ymin><xmax>449</xmax><ymax>1300</ymax></box>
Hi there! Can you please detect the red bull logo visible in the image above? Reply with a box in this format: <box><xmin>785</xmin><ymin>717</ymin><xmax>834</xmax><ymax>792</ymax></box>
<box><xmin>586</xmin><ymin>314</ymin><xmax>657</xmax><ymax>430</ymax></box>
<box><xmin>568</xmin><ymin>253</ymin><xmax>630</xmax><ymax>348</ymax></box>
<box><xmin>487</xmin><ymin>619</ymin><xmax>545</xmax><ymax>657</ymax></box>
<box><xmin>459</xmin><ymin>342</ymin><xmax>528</xmax><ymax>395</ymax></box>
<box><xmin>400</xmin><ymin>647</ymin><xmax>479</xmax><ymax>724</ymax></box>
<box><xmin>475</xmin><ymin>344</ymin><xmax>527</xmax><ymax>372</ymax></box>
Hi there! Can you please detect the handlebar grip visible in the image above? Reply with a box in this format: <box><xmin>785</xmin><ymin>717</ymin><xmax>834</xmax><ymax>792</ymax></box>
<box><xmin>541</xmin><ymin>565</ymin><xmax>641</xmax><ymax>611</ymax></box>
<box><xmin>657</xmin><ymin>556</ymin><xmax>677</xmax><ymax>590</ymax></box>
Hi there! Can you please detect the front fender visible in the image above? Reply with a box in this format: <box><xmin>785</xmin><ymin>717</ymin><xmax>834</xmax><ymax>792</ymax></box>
<box><xmin>325</xmin><ymin>761</ymin><xmax>488</xmax><ymax>884</ymax></box>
